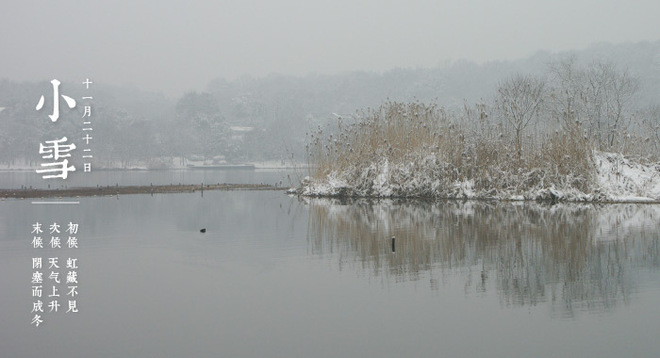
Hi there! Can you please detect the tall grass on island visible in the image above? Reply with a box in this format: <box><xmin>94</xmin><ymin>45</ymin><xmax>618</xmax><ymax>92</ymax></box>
<box><xmin>302</xmin><ymin>60</ymin><xmax>660</xmax><ymax>201</ymax></box>
<box><xmin>303</xmin><ymin>100</ymin><xmax>594</xmax><ymax>200</ymax></box>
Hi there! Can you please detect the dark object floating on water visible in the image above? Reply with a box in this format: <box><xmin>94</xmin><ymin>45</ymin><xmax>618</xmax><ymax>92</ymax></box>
<box><xmin>391</xmin><ymin>236</ymin><xmax>396</xmax><ymax>253</ymax></box>
<box><xmin>200</xmin><ymin>228</ymin><xmax>206</xmax><ymax>233</ymax></box>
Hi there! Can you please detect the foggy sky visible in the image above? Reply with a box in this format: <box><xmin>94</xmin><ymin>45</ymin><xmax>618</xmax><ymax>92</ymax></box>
<box><xmin>1</xmin><ymin>0</ymin><xmax>659</xmax><ymax>97</ymax></box>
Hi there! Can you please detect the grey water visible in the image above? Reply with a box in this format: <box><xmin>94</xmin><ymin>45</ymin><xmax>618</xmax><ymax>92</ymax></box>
<box><xmin>1</xmin><ymin>171</ymin><xmax>660</xmax><ymax>358</ymax></box>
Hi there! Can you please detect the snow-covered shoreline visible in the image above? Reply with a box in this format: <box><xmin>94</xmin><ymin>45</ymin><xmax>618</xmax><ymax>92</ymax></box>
<box><xmin>299</xmin><ymin>151</ymin><xmax>660</xmax><ymax>203</ymax></box>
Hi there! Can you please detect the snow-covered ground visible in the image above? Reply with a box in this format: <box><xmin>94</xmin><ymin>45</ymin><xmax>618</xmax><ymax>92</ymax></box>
<box><xmin>300</xmin><ymin>151</ymin><xmax>660</xmax><ymax>203</ymax></box>
<box><xmin>594</xmin><ymin>152</ymin><xmax>660</xmax><ymax>202</ymax></box>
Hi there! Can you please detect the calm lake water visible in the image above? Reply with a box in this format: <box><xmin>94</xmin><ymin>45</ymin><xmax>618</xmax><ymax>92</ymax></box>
<box><xmin>1</xmin><ymin>171</ymin><xmax>660</xmax><ymax>357</ymax></box>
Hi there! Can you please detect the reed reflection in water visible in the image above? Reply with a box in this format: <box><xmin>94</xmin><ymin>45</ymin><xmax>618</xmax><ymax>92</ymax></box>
<box><xmin>305</xmin><ymin>198</ymin><xmax>660</xmax><ymax>317</ymax></box>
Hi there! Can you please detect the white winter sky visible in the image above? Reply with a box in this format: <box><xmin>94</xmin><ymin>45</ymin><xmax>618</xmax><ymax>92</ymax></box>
<box><xmin>1</xmin><ymin>0</ymin><xmax>659</xmax><ymax>97</ymax></box>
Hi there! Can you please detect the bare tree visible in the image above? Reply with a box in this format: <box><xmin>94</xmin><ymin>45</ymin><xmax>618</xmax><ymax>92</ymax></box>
<box><xmin>641</xmin><ymin>105</ymin><xmax>660</xmax><ymax>157</ymax></box>
<box><xmin>582</xmin><ymin>62</ymin><xmax>639</xmax><ymax>148</ymax></box>
<box><xmin>495</xmin><ymin>74</ymin><xmax>546</xmax><ymax>160</ymax></box>
<box><xmin>548</xmin><ymin>56</ymin><xmax>583</xmax><ymax>129</ymax></box>
<box><xmin>548</xmin><ymin>59</ymin><xmax>639</xmax><ymax>150</ymax></box>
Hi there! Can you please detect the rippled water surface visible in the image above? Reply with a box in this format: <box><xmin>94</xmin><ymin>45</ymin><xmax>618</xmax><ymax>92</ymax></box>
<box><xmin>1</xmin><ymin>183</ymin><xmax>660</xmax><ymax>357</ymax></box>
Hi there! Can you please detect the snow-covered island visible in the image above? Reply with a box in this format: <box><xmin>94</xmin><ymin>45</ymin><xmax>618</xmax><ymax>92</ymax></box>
<box><xmin>300</xmin><ymin>151</ymin><xmax>660</xmax><ymax>203</ymax></box>
<box><xmin>298</xmin><ymin>58</ymin><xmax>660</xmax><ymax>204</ymax></box>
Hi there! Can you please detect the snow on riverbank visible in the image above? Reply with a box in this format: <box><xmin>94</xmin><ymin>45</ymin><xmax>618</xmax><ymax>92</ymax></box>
<box><xmin>300</xmin><ymin>151</ymin><xmax>660</xmax><ymax>203</ymax></box>
<box><xmin>594</xmin><ymin>152</ymin><xmax>660</xmax><ymax>202</ymax></box>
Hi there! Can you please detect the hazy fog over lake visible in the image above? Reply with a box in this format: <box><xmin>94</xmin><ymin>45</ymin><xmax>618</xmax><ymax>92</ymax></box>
<box><xmin>1</xmin><ymin>0</ymin><xmax>659</xmax><ymax>96</ymax></box>
<box><xmin>3</xmin><ymin>3</ymin><xmax>660</xmax><ymax>357</ymax></box>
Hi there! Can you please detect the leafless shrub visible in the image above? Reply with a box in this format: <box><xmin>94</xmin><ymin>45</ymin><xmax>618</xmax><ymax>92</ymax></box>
<box><xmin>306</xmin><ymin>100</ymin><xmax>595</xmax><ymax>198</ymax></box>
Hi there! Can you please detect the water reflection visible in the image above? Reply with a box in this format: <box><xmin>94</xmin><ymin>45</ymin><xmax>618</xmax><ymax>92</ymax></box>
<box><xmin>305</xmin><ymin>199</ymin><xmax>660</xmax><ymax>316</ymax></box>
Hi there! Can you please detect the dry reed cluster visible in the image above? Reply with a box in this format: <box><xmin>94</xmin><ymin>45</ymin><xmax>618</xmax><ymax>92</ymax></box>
<box><xmin>305</xmin><ymin>100</ymin><xmax>595</xmax><ymax>198</ymax></box>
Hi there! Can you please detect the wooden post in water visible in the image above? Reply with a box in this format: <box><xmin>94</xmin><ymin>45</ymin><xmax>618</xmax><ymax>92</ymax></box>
<box><xmin>201</xmin><ymin>182</ymin><xmax>204</xmax><ymax>197</ymax></box>
<box><xmin>391</xmin><ymin>236</ymin><xmax>396</xmax><ymax>253</ymax></box>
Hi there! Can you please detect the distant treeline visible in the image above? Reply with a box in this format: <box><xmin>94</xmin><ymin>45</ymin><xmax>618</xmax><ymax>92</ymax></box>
<box><xmin>1</xmin><ymin>41</ymin><xmax>659</xmax><ymax>168</ymax></box>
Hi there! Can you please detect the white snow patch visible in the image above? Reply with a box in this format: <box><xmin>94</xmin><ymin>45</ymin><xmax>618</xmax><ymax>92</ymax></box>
<box><xmin>453</xmin><ymin>179</ymin><xmax>476</xmax><ymax>199</ymax></box>
<box><xmin>372</xmin><ymin>159</ymin><xmax>393</xmax><ymax>197</ymax></box>
<box><xmin>595</xmin><ymin>151</ymin><xmax>660</xmax><ymax>202</ymax></box>
<box><xmin>301</xmin><ymin>173</ymin><xmax>352</xmax><ymax>197</ymax></box>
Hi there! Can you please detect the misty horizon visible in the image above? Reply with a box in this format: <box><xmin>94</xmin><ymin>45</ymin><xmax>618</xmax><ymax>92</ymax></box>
<box><xmin>2</xmin><ymin>39</ymin><xmax>658</xmax><ymax>99</ymax></box>
<box><xmin>2</xmin><ymin>0</ymin><xmax>659</xmax><ymax>97</ymax></box>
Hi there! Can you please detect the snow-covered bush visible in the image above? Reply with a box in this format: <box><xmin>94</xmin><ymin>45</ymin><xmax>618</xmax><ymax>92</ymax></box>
<box><xmin>303</xmin><ymin>100</ymin><xmax>604</xmax><ymax>200</ymax></box>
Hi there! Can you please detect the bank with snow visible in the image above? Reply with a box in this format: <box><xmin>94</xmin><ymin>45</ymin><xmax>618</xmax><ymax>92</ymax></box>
<box><xmin>299</xmin><ymin>151</ymin><xmax>660</xmax><ymax>203</ymax></box>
